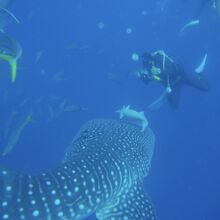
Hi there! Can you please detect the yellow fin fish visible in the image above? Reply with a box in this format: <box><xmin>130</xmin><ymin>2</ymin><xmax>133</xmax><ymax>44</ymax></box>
<box><xmin>0</xmin><ymin>36</ymin><xmax>22</xmax><ymax>82</ymax></box>
<box><xmin>0</xmin><ymin>54</ymin><xmax>17</xmax><ymax>82</ymax></box>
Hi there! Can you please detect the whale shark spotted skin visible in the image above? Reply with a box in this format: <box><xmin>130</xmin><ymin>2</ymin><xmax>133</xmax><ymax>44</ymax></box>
<box><xmin>0</xmin><ymin>119</ymin><xmax>156</xmax><ymax>220</ymax></box>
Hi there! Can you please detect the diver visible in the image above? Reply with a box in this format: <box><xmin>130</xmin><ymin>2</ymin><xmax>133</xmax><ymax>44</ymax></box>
<box><xmin>138</xmin><ymin>50</ymin><xmax>210</xmax><ymax>109</ymax></box>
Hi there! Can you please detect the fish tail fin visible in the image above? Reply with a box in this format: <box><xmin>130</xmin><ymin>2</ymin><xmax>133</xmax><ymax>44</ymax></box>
<box><xmin>0</xmin><ymin>54</ymin><xmax>17</xmax><ymax>82</ymax></box>
<box><xmin>0</xmin><ymin>7</ymin><xmax>20</xmax><ymax>24</ymax></box>
<box><xmin>2</xmin><ymin>147</ymin><xmax>11</xmax><ymax>156</ymax></box>
<box><xmin>8</xmin><ymin>59</ymin><xmax>17</xmax><ymax>82</ymax></box>
<box><xmin>26</xmin><ymin>111</ymin><xmax>34</xmax><ymax>123</ymax></box>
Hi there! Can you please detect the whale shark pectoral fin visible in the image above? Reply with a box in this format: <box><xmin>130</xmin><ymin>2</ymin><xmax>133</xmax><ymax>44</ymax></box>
<box><xmin>96</xmin><ymin>183</ymin><xmax>157</xmax><ymax>220</ymax></box>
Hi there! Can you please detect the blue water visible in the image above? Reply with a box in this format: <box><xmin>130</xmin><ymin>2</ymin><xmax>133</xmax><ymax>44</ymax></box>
<box><xmin>0</xmin><ymin>0</ymin><xmax>219</xmax><ymax>219</ymax></box>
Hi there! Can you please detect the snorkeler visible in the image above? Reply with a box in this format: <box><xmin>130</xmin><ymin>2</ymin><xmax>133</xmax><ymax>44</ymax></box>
<box><xmin>138</xmin><ymin>50</ymin><xmax>210</xmax><ymax>109</ymax></box>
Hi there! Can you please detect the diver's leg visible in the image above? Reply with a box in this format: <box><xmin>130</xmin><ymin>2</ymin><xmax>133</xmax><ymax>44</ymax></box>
<box><xmin>167</xmin><ymin>84</ymin><xmax>182</xmax><ymax>109</ymax></box>
<box><xmin>183</xmin><ymin>72</ymin><xmax>210</xmax><ymax>91</ymax></box>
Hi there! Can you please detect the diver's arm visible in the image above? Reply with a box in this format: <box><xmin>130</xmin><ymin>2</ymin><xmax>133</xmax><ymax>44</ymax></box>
<box><xmin>139</xmin><ymin>71</ymin><xmax>151</xmax><ymax>85</ymax></box>
<box><xmin>166</xmin><ymin>75</ymin><xmax>172</xmax><ymax>93</ymax></box>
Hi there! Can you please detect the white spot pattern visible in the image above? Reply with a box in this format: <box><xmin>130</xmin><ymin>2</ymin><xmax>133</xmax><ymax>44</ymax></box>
<box><xmin>0</xmin><ymin>119</ymin><xmax>156</xmax><ymax>220</ymax></box>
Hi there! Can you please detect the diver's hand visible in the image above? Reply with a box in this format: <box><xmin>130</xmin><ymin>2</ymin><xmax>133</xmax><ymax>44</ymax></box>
<box><xmin>166</xmin><ymin>86</ymin><xmax>172</xmax><ymax>93</ymax></box>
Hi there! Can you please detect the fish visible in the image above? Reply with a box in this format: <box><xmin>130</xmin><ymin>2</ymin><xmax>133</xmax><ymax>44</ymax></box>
<box><xmin>2</xmin><ymin>111</ymin><xmax>32</xmax><ymax>156</ymax></box>
<box><xmin>178</xmin><ymin>19</ymin><xmax>200</xmax><ymax>36</ymax></box>
<box><xmin>3</xmin><ymin>110</ymin><xmax>17</xmax><ymax>139</ymax></box>
<box><xmin>52</xmin><ymin>71</ymin><xmax>67</xmax><ymax>81</ymax></box>
<box><xmin>155</xmin><ymin>0</ymin><xmax>170</xmax><ymax>13</ymax></box>
<box><xmin>40</xmin><ymin>68</ymin><xmax>47</xmax><ymax>76</ymax></box>
<box><xmin>58</xmin><ymin>98</ymin><xmax>67</xmax><ymax>115</ymax></box>
<box><xmin>65</xmin><ymin>43</ymin><xmax>89</xmax><ymax>51</ymax></box>
<box><xmin>47</xmin><ymin>103</ymin><xmax>55</xmax><ymax>121</ymax></box>
<box><xmin>0</xmin><ymin>4</ymin><xmax>20</xmax><ymax>32</ymax></box>
<box><xmin>35</xmin><ymin>50</ymin><xmax>44</xmax><ymax>63</ymax></box>
<box><xmin>0</xmin><ymin>118</ymin><xmax>156</xmax><ymax>220</ymax></box>
<box><xmin>63</xmin><ymin>104</ymin><xmax>88</xmax><ymax>112</ymax></box>
<box><xmin>116</xmin><ymin>105</ymin><xmax>149</xmax><ymax>131</ymax></box>
<box><xmin>0</xmin><ymin>35</ymin><xmax>22</xmax><ymax>82</ymax></box>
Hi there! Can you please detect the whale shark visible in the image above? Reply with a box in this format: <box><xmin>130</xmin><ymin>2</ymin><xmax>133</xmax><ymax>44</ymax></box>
<box><xmin>0</xmin><ymin>118</ymin><xmax>156</xmax><ymax>220</ymax></box>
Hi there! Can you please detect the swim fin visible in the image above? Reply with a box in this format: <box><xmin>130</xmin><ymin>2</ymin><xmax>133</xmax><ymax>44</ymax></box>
<box><xmin>185</xmin><ymin>73</ymin><xmax>210</xmax><ymax>92</ymax></box>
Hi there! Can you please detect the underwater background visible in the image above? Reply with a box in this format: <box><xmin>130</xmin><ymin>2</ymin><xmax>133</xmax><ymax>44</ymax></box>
<box><xmin>0</xmin><ymin>0</ymin><xmax>219</xmax><ymax>219</ymax></box>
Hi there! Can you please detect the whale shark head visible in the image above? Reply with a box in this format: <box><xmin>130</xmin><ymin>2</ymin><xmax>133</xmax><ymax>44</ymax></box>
<box><xmin>64</xmin><ymin>119</ymin><xmax>154</xmax><ymax>180</ymax></box>
<box><xmin>0</xmin><ymin>118</ymin><xmax>156</xmax><ymax>220</ymax></box>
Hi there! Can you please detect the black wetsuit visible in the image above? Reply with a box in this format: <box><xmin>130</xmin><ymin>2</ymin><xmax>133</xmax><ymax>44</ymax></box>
<box><xmin>140</xmin><ymin>52</ymin><xmax>210</xmax><ymax>109</ymax></box>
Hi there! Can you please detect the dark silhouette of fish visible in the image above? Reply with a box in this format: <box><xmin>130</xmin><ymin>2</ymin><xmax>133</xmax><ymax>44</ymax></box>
<box><xmin>0</xmin><ymin>0</ymin><xmax>20</xmax><ymax>32</ymax></box>
<box><xmin>2</xmin><ymin>111</ymin><xmax>32</xmax><ymax>156</ymax></box>
<box><xmin>0</xmin><ymin>119</ymin><xmax>156</xmax><ymax>220</ymax></box>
